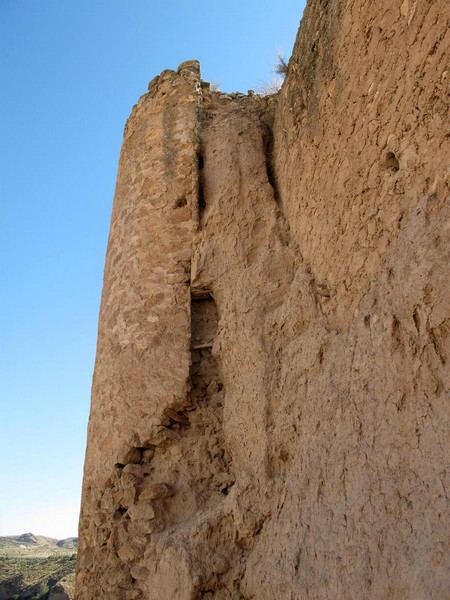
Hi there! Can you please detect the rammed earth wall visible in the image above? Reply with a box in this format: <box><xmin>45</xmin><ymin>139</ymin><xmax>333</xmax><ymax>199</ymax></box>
<box><xmin>76</xmin><ymin>1</ymin><xmax>449</xmax><ymax>598</ymax></box>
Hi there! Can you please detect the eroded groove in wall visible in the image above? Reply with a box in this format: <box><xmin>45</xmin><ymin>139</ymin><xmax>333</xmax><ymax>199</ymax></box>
<box><xmin>189</xmin><ymin>291</ymin><xmax>233</xmax><ymax>502</ymax></box>
<box><xmin>262</xmin><ymin>122</ymin><xmax>281</xmax><ymax>205</ymax></box>
<box><xmin>197</xmin><ymin>152</ymin><xmax>206</xmax><ymax>224</ymax></box>
<box><xmin>261</xmin><ymin>115</ymin><xmax>292</xmax><ymax>248</ymax></box>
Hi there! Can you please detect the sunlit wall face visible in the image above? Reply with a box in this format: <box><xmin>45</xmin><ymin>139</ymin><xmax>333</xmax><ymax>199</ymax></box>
<box><xmin>0</xmin><ymin>0</ymin><xmax>303</xmax><ymax>540</ymax></box>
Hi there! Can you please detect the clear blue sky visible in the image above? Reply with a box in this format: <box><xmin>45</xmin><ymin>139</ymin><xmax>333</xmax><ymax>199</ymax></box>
<box><xmin>0</xmin><ymin>0</ymin><xmax>305</xmax><ymax>539</ymax></box>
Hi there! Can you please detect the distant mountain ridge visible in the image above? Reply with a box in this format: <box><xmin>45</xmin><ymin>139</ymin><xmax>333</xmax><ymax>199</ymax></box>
<box><xmin>0</xmin><ymin>533</ymin><xmax>78</xmax><ymax>553</ymax></box>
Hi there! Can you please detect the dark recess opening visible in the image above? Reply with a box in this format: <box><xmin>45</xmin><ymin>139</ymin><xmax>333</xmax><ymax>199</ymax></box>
<box><xmin>175</xmin><ymin>196</ymin><xmax>187</xmax><ymax>208</ymax></box>
<box><xmin>262</xmin><ymin>123</ymin><xmax>281</xmax><ymax>203</ymax></box>
<box><xmin>197</xmin><ymin>153</ymin><xmax>206</xmax><ymax>219</ymax></box>
<box><xmin>190</xmin><ymin>292</ymin><xmax>217</xmax><ymax>349</ymax></box>
<box><xmin>385</xmin><ymin>151</ymin><xmax>400</xmax><ymax>171</ymax></box>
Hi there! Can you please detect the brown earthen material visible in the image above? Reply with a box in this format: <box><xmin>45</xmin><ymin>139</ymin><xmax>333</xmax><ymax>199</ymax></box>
<box><xmin>76</xmin><ymin>1</ymin><xmax>449</xmax><ymax>598</ymax></box>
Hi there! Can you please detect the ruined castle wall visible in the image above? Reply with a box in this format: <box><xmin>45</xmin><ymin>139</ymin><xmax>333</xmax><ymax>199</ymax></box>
<box><xmin>76</xmin><ymin>62</ymin><xmax>202</xmax><ymax>598</ymax></box>
<box><xmin>76</xmin><ymin>1</ymin><xmax>449</xmax><ymax>598</ymax></box>
<box><xmin>242</xmin><ymin>0</ymin><xmax>449</xmax><ymax>597</ymax></box>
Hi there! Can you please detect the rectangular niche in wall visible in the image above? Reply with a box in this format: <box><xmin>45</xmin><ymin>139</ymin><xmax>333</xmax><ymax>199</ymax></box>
<box><xmin>190</xmin><ymin>291</ymin><xmax>218</xmax><ymax>350</ymax></box>
<box><xmin>190</xmin><ymin>290</ymin><xmax>221</xmax><ymax>409</ymax></box>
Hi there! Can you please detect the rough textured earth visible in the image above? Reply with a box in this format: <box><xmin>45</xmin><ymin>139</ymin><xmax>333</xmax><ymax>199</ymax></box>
<box><xmin>76</xmin><ymin>0</ymin><xmax>449</xmax><ymax>598</ymax></box>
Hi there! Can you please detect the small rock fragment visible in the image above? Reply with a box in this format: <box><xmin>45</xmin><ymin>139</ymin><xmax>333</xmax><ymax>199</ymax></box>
<box><xmin>117</xmin><ymin>544</ymin><xmax>140</xmax><ymax>563</ymax></box>
<box><xmin>315</xmin><ymin>284</ymin><xmax>331</xmax><ymax>298</ymax></box>
<box><xmin>206</xmin><ymin>380</ymin><xmax>219</xmax><ymax>397</ymax></box>
<box><xmin>141</xmin><ymin>447</ymin><xmax>155</xmax><ymax>463</ymax></box>
<box><xmin>164</xmin><ymin>407</ymin><xmax>190</xmax><ymax>426</ymax></box>
<box><xmin>212</xmin><ymin>555</ymin><xmax>229</xmax><ymax>574</ymax></box>
<box><xmin>118</xmin><ymin>447</ymin><xmax>142</xmax><ymax>465</ymax></box>
<box><xmin>139</xmin><ymin>482</ymin><xmax>175</xmax><ymax>501</ymax></box>
<box><xmin>128</xmin><ymin>502</ymin><xmax>155</xmax><ymax>521</ymax></box>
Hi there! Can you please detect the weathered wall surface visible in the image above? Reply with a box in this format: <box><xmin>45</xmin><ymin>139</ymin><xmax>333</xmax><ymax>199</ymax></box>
<box><xmin>76</xmin><ymin>1</ymin><xmax>449</xmax><ymax>598</ymax></box>
<box><xmin>76</xmin><ymin>61</ymin><xmax>202</xmax><ymax>598</ymax></box>
<box><xmin>254</xmin><ymin>1</ymin><xmax>450</xmax><ymax>597</ymax></box>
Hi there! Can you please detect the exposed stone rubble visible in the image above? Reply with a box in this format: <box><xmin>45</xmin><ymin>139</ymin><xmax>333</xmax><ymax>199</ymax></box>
<box><xmin>76</xmin><ymin>1</ymin><xmax>449</xmax><ymax>598</ymax></box>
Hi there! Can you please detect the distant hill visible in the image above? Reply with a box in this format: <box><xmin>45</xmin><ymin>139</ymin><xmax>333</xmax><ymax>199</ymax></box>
<box><xmin>55</xmin><ymin>538</ymin><xmax>77</xmax><ymax>550</ymax></box>
<box><xmin>0</xmin><ymin>533</ymin><xmax>77</xmax><ymax>599</ymax></box>
<box><xmin>0</xmin><ymin>534</ymin><xmax>77</xmax><ymax>555</ymax></box>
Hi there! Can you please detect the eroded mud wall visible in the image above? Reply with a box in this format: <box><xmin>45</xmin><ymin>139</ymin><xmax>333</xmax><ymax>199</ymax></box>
<box><xmin>76</xmin><ymin>1</ymin><xmax>449</xmax><ymax>598</ymax></box>
<box><xmin>76</xmin><ymin>61</ymin><xmax>202</xmax><ymax>598</ymax></box>
<box><xmin>249</xmin><ymin>0</ymin><xmax>449</xmax><ymax>597</ymax></box>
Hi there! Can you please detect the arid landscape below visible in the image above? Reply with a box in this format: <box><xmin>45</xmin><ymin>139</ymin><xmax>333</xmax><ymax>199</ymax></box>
<box><xmin>0</xmin><ymin>534</ymin><xmax>77</xmax><ymax>600</ymax></box>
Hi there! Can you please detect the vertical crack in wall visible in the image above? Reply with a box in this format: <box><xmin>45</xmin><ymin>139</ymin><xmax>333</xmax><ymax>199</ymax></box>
<box><xmin>260</xmin><ymin>109</ymin><xmax>292</xmax><ymax>248</ymax></box>
<box><xmin>262</xmin><ymin>121</ymin><xmax>281</xmax><ymax>206</ymax></box>
<box><xmin>196</xmin><ymin>151</ymin><xmax>206</xmax><ymax>225</ymax></box>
